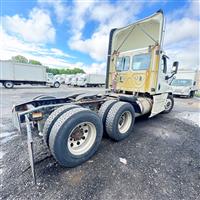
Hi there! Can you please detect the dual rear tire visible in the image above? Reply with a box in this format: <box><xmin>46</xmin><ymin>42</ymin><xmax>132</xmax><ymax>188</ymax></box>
<box><xmin>98</xmin><ymin>101</ymin><xmax>135</xmax><ymax>141</ymax></box>
<box><xmin>43</xmin><ymin>100</ymin><xmax>135</xmax><ymax>167</ymax></box>
<box><xmin>43</xmin><ymin>105</ymin><xmax>103</xmax><ymax>167</ymax></box>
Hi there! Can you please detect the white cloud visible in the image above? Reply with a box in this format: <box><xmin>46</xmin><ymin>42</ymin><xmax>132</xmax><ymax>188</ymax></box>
<box><xmin>187</xmin><ymin>0</ymin><xmax>200</xmax><ymax>18</ymax></box>
<box><xmin>0</xmin><ymin>28</ymin><xmax>76</xmax><ymax>68</ymax></box>
<box><xmin>166</xmin><ymin>41</ymin><xmax>199</xmax><ymax>70</ymax></box>
<box><xmin>70</xmin><ymin>31</ymin><xmax>108</xmax><ymax>61</ymax></box>
<box><xmin>38</xmin><ymin>0</ymin><xmax>68</xmax><ymax>23</ymax></box>
<box><xmin>3</xmin><ymin>8</ymin><xmax>55</xmax><ymax>43</ymax></box>
<box><xmin>68</xmin><ymin>1</ymin><xmax>142</xmax><ymax>61</ymax></box>
<box><xmin>163</xmin><ymin>1</ymin><xmax>199</xmax><ymax>70</ymax></box>
<box><xmin>0</xmin><ymin>24</ymin><xmax>105</xmax><ymax>74</ymax></box>
<box><xmin>82</xmin><ymin>62</ymin><xmax>107</xmax><ymax>74</ymax></box>
<box><xmin>164</xmin><ymin>18</ymin><xmax>199</xmax><ymax>45</ymax></box>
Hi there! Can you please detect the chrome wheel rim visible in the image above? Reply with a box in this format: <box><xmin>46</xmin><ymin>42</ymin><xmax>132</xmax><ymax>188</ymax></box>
<box><xmin>118</xmin><ymin>111</ymin><xmax>132</xmax><ymax>134</ymax></box>
<box><xmin>67</xmin><ymin>122</ymin><xmax>97</xmax><ymax>155</ymax></box>
<box><xmin>165</xmin><ymin>98</ymin><xmax>172</xmax><ymax>111</ymax></box>
<box><xmin>6</xmin><ymin>82</ymin><xmax>12</xmax><ymax>88</ymax></box>
<box><xmin>55</xmin><ymin>83</ymin><xmax>59</xmax><ymax>87</ymax></box>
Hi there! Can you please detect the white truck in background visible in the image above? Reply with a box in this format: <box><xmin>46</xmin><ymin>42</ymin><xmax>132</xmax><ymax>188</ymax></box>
<box><xmin>65</xmin><ymin>74</ymin><xmax>75</xmax><ymax>85</ymax></box>
<box><xmin>77</xmin><ymin>74</ymin><xmax>106</xmax><ymax>87</ymax></box>
<box><xmin>170</xmin><ymin>70</ymin><xmax>199</xmax><ymax>97</ymax></box>
<box><xmin>54</xmin><ymin>74</ymin><xmax>65</xmax><ymax>84</ymax></box>
<box><xmin>0</xmin><ymin>60</ymin><xmax>61</xmax><ymax>88</ymax></box>
<box><xmin>70</xmin><ymin>74</ymin><xmax>84</xmax><ymax>86</ymax></box>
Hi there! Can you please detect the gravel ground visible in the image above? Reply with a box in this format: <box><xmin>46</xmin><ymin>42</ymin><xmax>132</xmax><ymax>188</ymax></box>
<box><xmin>0</xmin><ymin>85</ymin><xmax>200</xmax><ymax>200</ymax></box>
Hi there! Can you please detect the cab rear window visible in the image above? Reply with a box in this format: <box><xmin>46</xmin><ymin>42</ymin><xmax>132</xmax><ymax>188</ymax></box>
<box><xmin>132</xmin><ymin>53</ymin><xmax>151</xmax><ymax>70</ymax></box>
<box><xmin>116</xmin><ymin>56</ymin><xmax>130</xmax><ymax>71</ymax></box>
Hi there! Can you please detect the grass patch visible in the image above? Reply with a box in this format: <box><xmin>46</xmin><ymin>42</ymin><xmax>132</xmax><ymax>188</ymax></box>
<box><xmin>195</xmin><ymin>91</ymin><xmax>200</xmax><ymax>97</ymax></box>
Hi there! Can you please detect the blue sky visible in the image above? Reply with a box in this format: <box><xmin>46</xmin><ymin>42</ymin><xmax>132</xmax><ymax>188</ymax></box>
<box><xmin>0</xmin><ymin>0</ymin><xmax>199</xmax><ymax>73</ymax></box>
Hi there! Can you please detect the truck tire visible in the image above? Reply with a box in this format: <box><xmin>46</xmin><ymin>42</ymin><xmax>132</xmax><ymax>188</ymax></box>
<box><xmin>43</xmin><ymin>104</ymin><xmax>80</xmax><ymax>147</ymax></box>
<box><xmin>105</xmin><ymin>101</ymin><xmax>135</xmax><ymax>141</ymax></box>
<box><xmin>163</xmin><ymin>94</ymin><xmax>174</xmax><ymax>113</ymax></box>
<box><xmin>98</xmin><ymin>100</ymin><xmax>117</xmax><ymax>136</ymax></box>
<box><xmin>53</xmin><ymin>81</ymin><xmax>60</xmax><ymax>88</ymax></box>
<box><xmin>3</xmin><ymin>81</ymin><xmax>14</xmax><ymax>89</ymax></box>
<box><xmin>49</xmin><ymin>107</ymin><xmax>103</xmax><ymax>167</ymax></box>
<box><xmin>189</xmin><ymin>91</ymin><xmax>195</xmax><ymax>98</ymax></box>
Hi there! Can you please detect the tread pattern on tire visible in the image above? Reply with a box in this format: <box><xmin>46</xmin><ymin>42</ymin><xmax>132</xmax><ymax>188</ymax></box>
<box><xmin>98</xmin><ymin>100</ymin><xmax>117</xmax><ymax>121</ymax></box>
<box><xmin>43</xmin><ymin>104</ymin><xmax>80</xmax><ymax>147</ymax></box>
<box><xmin>98</xmin><ymin>100</ymin><xmax>117</xmax><ymax>135</ymax></box>
<box><xmin>105</xmin><ymin>101</ymin><xmax>135</xmax><ymax>141</ymax></box>
<box><xmin>106</xmin><ymin>101</ymin><xmax>127</xmax><ymax>135</ymax></box>
<box><xmin>49</xmin><ymin>107</ymin><xmax>88</xmax><ymax>159</ymax></box>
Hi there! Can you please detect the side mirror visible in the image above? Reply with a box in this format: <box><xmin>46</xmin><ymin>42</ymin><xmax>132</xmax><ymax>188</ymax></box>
<box><xmin>171</xmin><ymin>61</ymin><xmax>179</xmax><ymax>74</ymax></box>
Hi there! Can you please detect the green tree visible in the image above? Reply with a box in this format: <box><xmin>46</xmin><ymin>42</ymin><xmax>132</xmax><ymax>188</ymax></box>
<box><xmin>12</xmin><ymin>55</ymin><xmax>28</xmax><ymax>63</ymax></box>
<box><xmin>29</xmin><ymin>59</ymin><xmax>42</xmax><ymax>65</ymax></box>
<box><xmin>46</xmin><ymin>67</ymin><xmax>85</xmax><ymax>75</ymax></box>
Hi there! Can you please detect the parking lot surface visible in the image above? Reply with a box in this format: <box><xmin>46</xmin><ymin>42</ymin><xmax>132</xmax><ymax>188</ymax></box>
<box><xmin>1</xmin><ymin>85</ymin><xmax>200</xmax><ymax>200</ymax></box>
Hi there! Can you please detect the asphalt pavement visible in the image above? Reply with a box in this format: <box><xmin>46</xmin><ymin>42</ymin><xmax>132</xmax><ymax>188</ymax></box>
<box><xmin>0</xmin><ymin>85</ymin><xmax>200</xmax><ymax>200</ymax></box>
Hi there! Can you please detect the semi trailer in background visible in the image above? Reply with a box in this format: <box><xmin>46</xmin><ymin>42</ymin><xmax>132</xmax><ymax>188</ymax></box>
<box><xmin>170</xmin><ymin>70</ymin><xmax>199</xmax><ymax>97</ymax></box>
<box><xmin>77</xmin><ymin>74</ymin><xmax>106</xmax><ymax>87</ymax></box>
<box><xmin>0</xmin><ymin>60</ymin><xmax>61</xmax><ymax>88</ymax></box>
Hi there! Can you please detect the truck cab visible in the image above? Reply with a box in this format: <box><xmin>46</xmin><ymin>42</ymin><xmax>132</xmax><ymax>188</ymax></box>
<box><xmin>77</xmin><ymin>74</ymin><xmax>87</xmax><ymax>87</ymax></box>
<box><xmin>46</xmin><ymin>73</ymin><xmax>61</xmax><ymax>88</ymax></box>
<box><xmin>106</xmin><ymin>10</ymin><xmax>178</xmax><ymax>116</ymax></box>
<box><xmin>170</xmin><ymin>70</ymin><xmax>198</xmax><ymax>97</ymax></box>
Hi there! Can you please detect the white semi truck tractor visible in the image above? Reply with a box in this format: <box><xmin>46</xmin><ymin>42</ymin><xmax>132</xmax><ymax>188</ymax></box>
<box><xmin>12</xmin><ymin>10</ymin><xmax>179</xmax><ymax>183</ymax></box>
<box><xmin>170</xmin><ymin>70</ymin><xmax>199</xmax><ymax>97</ymax></box>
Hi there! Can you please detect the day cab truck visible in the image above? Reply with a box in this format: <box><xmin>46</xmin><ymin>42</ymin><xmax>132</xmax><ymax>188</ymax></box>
<box><xmin>12</xmin><ymin>10</ymin><xmax>179</xmax><ymax>183</ymax></box>
<box><xmin>0</xmin><ymin>60</ymin><xmax>61</xmax><ymax>88</ymax></box>
<box><xmin>170</xmin><ymin>70</ymin><xmax>199</xmax><ymax>97</ymax></box>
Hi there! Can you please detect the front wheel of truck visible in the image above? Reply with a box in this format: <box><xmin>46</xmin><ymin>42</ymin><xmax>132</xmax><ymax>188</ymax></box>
<box><xmin>163</xmin><ymin>94</ymin><xmax>174</xmax><ymax>113</ymax></box>
<box><xmin>49</xmin><ymin>107</ymin><xmax>103</xmax><ymax>167</ymax></box>
<box><xmin>3</xmin><ymin>81</ymin><xmax>14</xmax><ymax>89</ymax></box>
<box><xmin>53</xmin><ymin>81</ymin><xmax>60</xmax><ymax>88</ymax></box>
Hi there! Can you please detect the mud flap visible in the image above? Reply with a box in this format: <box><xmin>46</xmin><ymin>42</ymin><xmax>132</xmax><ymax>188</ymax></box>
<box><xmin>150</xmin><ymin>93</ymin><xmax>168</xmax><ymax>117</ymax></box>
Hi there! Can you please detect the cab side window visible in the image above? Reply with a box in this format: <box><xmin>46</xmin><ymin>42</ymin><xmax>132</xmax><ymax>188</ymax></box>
<box><xmin>132</xmin><ymin>53</ymin><xmax>151</xmax><ymax>70</ymax></box>
<box><xmin>116</xmin><ymin>56</ymin><xmax>130</xmax><ymax>71</ymax></box>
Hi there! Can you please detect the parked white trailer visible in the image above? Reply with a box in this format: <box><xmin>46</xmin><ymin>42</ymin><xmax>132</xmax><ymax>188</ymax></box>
<box><xmin>0</xmin><ymin>60</ymin><xmax>61</xmax><ymax>88</ymax></box>
<box><xmin>77</xmin><ymin>74</ymin><xmax>106</xmax><ymax>87</ymax></box>
<box><xmin>170</xmin><ymin>70</ymin><xmax>199</xmax><ymax>97</ymax></box>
